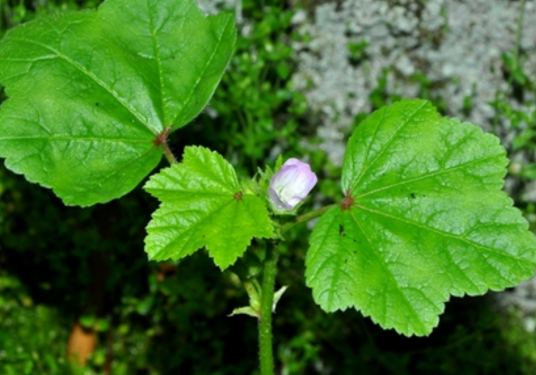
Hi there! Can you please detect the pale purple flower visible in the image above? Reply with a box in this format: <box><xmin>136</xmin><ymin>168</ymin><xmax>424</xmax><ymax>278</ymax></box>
<box><xmin>268</xmin><ymin>158</ymin><xmax>318</xmax><ymax>210</ymax></box>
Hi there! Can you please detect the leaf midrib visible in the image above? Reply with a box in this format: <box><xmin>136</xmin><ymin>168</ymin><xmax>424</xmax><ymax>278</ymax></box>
<box><xmin>349</xmin><ymin>208</ymin><xmax>427</xmax><ymax>333</ymax></box>
<box><xmin>308</xmin><ymin>211</ymin><xmax>350</xmax><ymax>311</ymax></box>
<box><xmin>354</xmin><ymin>204</ymin><xmax>529</xmax><ymax>264</ymax></box>
<box><xmin>9</xmin><ymin>36</ymin><xmax>158</xmax><ymax>136</ymax></box>
<box><xmin>72</xmin><ymin>145</ymin><xmax>158</xmax><ymax>196</ymax></box>
<box><xmin>146</xmin><ymin>0</ymin><xmax>169</xmax><ymax>127</ymax></box>
<box><xmin>347</xmin><ymin>101</ymin><xmax>428</xmax><ymax>193</ymax></box>
<box><xmin>354</xmin><ymin>153</ymin><xmax>503</xmax><ymax>199</ymax></box>
<box><xmin>0</xmin><ymin>135</ymin><xmax>154</xmax><ymax>143</ymax></box>
<box><xmin>170</xmin><ymin>15</ymin><xmax>233</xmax><ymax>129</ymax></box>
<box><xmin>149</xmin><ymin>196</ymin><xmax>236</xmax><ymax>258</ymax></box>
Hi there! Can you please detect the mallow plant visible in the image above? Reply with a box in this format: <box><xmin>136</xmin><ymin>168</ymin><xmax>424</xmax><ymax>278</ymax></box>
<box><xmin>0</xmin><ymin>0</ymin><xmax>535</xmax><ymax>373</ymax></box>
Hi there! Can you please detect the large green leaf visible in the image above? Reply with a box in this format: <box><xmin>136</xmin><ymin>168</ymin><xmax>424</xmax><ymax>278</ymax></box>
<box><xmin>306</xmin><ymin>99</ymin><xmax>536</xmax><ymax>336</ymax></box>
<box><xmin>0</xmin><ymin>0</ymin><xmax>236</xmax><ymax>206</ymax></box>
<box><xmin>144</xmin><ymin>146</ymin><xmax>274</xmax><ymax>270</ymax></box>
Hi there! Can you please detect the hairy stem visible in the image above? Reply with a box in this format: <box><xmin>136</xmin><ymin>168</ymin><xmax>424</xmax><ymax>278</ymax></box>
<box><xmin>281</xmin><ymin>204</ymin><xmax>336</xmax><ymax>234</ymax></box>
<box><xmin>258</xmin><ymin>242</ymin><xmax>279</xmax><ymax>375</ymax></box>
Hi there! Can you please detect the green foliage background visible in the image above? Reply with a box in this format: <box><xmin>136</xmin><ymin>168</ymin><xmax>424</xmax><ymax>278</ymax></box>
<box><xmin>0</xmin><ymin>0</ymin><xmax>536</xmax><ymax>374</ymax></box>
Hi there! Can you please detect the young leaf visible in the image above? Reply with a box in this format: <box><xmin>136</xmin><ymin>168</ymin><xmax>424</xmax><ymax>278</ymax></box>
<box><xmin>144</xmin><ymin>146</ymin><xmax>274</xmax><ymax>270</ymax></box>
<box><xmin>0</xmin><ymin>0</ymin><xmax>236</xmax><ymax>206</ymax></box>
<box><xmin>306</xmin><ymin>99</ymin><xmax>536</xmax><ymax>336</ymax></box>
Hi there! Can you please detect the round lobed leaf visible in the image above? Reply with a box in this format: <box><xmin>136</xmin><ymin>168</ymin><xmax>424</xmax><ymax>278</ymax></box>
<box><xmin>144</xmin><ymin>146</ymin><xmax>275</xmax><ymax>270</ymax></box>
<box><xmin>306</xmin><ymin>99</ymin><xmax>536</xmax><ymax>336</ymax></box>
<box><xmin>0</xmin><ymin>0</ymin><xmax>236</xmax><ymax>206</ymax></box>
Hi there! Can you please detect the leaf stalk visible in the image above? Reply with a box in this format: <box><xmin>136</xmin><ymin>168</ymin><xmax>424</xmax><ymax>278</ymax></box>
<box><xmin>162</xmin><ymin>141</ymin><xmax>178</xmax><ymax>164</ymax></box>
<box><xmin>281</xmin><ymin>204</ymin><xmax>336</xmax><ymax>234</ymax></box>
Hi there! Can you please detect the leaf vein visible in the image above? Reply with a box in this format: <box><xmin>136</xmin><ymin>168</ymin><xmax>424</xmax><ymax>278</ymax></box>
<box><xmin>146</xmin><ymin>0</ymin><xmax>167</xmax><ymax>126</ymax></box>
<box><xmin>355</xmin><ymin>204</ymin><xmax>528</xmax><ymax>263</ymax></box>
<box><xmin>349</xmin><ymin>208</ymin><xmax>426</xmax><ymax>331</ymax></box>
<box><xmin>151</xmin><ymin>198</ymin><xmax>236</xmax><ymax>256</ymax></box>
<box><xmin>355</xmin><ymin>153</ymin><xmax>502</xmax><ymax>199</ymax></box>
<box><xmin>9</xmin><ymin>36</ymin><xmax>156</xmax><ymax>135</ymax></box>
<box><xmin>170</xmin><ymin>16</ymin><xmax>233</xmax><ymax>128</ymax></box>
<box><xmin>349</xmin><ymin>101</ymin><xmax>428</xmax><ymax>192</ymax></box>
<box><xmin>0</xmin><ymin>135</ymin><xmax>153</xmax><ymax>143</ymax></box>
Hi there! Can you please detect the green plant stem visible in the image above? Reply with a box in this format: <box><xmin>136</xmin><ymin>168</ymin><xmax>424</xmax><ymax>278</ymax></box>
<box><xmin>258</xmin><ymin>242</ymin><xmax>279</xmax><ymax>375</ymax></box>
<box><xmin>162</xmin><ymin>141</ymin><xmax>178</xmax><ymax>164</ymax></box>
<box><xmin>256</xmin><ymin>204</ymin><xmax>335</xmax><ymax>373</ymax></box>
<box><xmin>281</xmin><ymin>204</ymin><xmax>336</xmax><ymax>234</ymax></box>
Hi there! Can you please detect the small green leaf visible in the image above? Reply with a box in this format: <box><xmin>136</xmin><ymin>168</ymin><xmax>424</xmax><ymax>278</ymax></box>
<box><xmin>229</xmin><ymin>306</ymin><xmax>259</xmax><ymax>318</ymax></box>
<box><xmin>273</xmin><ymin>285</ymin><xmax>288</xmax><ymax>313</ymax></box>
<box><xmin>144</xmin><ymin>146</ymin><xmax>274</xmax><ymax>270</ymax></box>
<box><xmin>79</xmin><ymin>315</ymin><xmax>95</xmax><ymax>329</ymax></box>
<box><xmin>306</xmin><ymin>99</ymin><xmax>536</xmax><ymax>336</ymax></box>
<box><xmin>95</xmin><ymin>318</ymin><xmax>110</xmax><ymax>332</ymax></box>
<box><xmin>136</xmin><ymin>295</ymin><xmax>155</xmax><ymax>316</ymax></box>
<box><xmin>0</xmin><ymin>0</ymin><xmax>236</xmax><ymax>206</ymax></box>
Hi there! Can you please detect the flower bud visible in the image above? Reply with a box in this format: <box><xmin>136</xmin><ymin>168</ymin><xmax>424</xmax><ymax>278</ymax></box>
<box><xmin>268</xmin><ymin>158</ymin><xmax>318</xmax><ymax>211</ymax></box>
